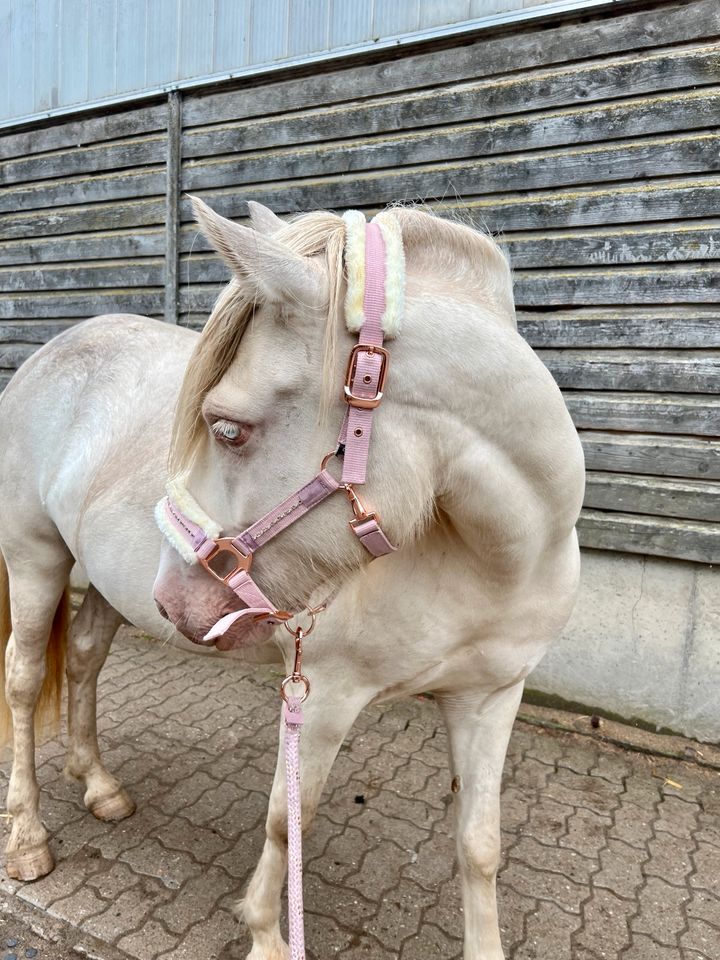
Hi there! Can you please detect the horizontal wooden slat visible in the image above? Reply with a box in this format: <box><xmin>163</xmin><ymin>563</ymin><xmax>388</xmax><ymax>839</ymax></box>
<box><xmin>580</xmin><ymin>432</ymin><xmax>720</xmax><ymax>480</ymax></box>
<box><xmin>179</xmin><ymin>286</ymin><xmax>225</xmax><ymax>315</ymax></box>
<box><xmin>446</xmin><ymin>177</ymin><xmax>720</xmax><ymax>233</ymax></box>
<box><xmin>514</xmin><ymin>263</ymin><xmax>720</xmax><ymax>306</ymax></box>
<box><xmin>179</xmin><ymin>255</ymin><xmax>228</xmax><ymax>284</ymax></box>
<box><xmin>584</xmin><ymin>472</ymin><xmax>719</xmax><ymax>522</ymax></box>
<box><xmin>0</xmin><ymin>343</ymin><xmax>39</xmax><ymax>369</ymax></box>
<box><xmin>577</xmin><ymin>509</ymin><xmax>720</xmax><ymax>564</ymax></box>
<box><xmin>0</xmin><ymin>259</ymin><xmax>165</xmax><ymax>293</ymax></box>
<box><xmin>179</xmin><ymin>314</ymin><xmax>208</xmax><ymax>331</ymax></box>
<box><xmin>564</xmin><ymin>392</ymin><xmax>720</xmax><ymax>437</ymax></box>
<box><xmin>519</xmin><ymin>307</ymin><xmax>720</xmax><ymax>348</ymax></box>
<box><xmin>0</xmin><ymin>228</ymin><xmax>165</xmax><ymax>266</ymax></box>
<box><xmin>0</xmin><ymin>103</ymin><xmax>166</xmax><ymax>160</ymax></box>
<box><xmin>182</xmin><ymin>121</ymin><xmax>720</xmax><ymax>195</ymax></box>
<box><xmin>182</xmin><ymin>0</ymin><xmax>720</xmax><ymax>127</ymax></box>
<box><xmin>0</xmin><ymin>290</ymin><xmax>164</xmax><ymax>320</ymax></box>
<box><xmin>541</xmin><ymin>350</ymin><xmax>720</xmax><ymax>392</ymax></box>
<box><xmin>2</xmin><ymin>198</ymin><xmax>166</xmax><ymax>239</ymax></box>
<box><xmin>0</xmin><ymin>135</ymin><xmax>166</xmax><ymax>187</ymax></box>
<box><xmin>183</xmin><ymin>50</ymin><xmax>720</xmax><ymax>159</ymax></box>
<box><xmin>0</xmin><ymin>321</ymin><xmax>75</xmax><ymax>344</ymax></box>
<box><xmin>506</xmin><ymin>221</ymin><xmax>720</xmax><ymax>269</ymax></box>
<box><xmin>0</xmin><ymin>166</ymin><xmax>165</xmax><ymax>213</ymax></box>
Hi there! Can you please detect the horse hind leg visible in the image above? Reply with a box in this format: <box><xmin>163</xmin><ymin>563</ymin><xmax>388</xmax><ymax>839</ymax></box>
<box><xmin>1</xmin><ymin>543</ymin><xmax>73</xmax><ymax>881</ymax></box>
<box><xmin>63</xmin><ymin>585</ymin><xmax>135</xmax><ymax>822</ymax></box>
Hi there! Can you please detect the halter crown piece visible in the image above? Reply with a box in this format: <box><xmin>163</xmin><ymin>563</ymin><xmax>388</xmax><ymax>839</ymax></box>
<box><xmin>155</xmin><ymin>209</ymin><xmax>404</xmax><ymax>643</ymax></box>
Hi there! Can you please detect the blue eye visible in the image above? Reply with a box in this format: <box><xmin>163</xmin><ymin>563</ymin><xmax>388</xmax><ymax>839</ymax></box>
<box><xmin>211</xmin><ymin>419</ymin><xmax>251</xmax><ymax>446</ymax></box>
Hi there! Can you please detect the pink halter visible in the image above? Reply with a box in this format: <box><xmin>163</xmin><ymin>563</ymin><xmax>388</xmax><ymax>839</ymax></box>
<box><xmin>157</xmin><ymin>216</ymin><xmax>398</xmax><ymax>644</ymax></box>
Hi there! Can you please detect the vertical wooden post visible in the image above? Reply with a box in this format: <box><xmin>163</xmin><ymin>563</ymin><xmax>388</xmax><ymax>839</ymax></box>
<box><xmin>164</xmin><ymin>90</ymin><xmax>182</xmax><ymax>324</ymax></box>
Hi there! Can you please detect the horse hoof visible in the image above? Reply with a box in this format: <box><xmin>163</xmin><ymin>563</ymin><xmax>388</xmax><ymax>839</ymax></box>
<box><xmin>6</xmin><ymin>842</ymin><xmax>54</xmax><ymax>882</ymax></box>
<box><xmin>88</xmin><ymin>788</ymin><xmax>136</xmax><ymax>822</ymax></box>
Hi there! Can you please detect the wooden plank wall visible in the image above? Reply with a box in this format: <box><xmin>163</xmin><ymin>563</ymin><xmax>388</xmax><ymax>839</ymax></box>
<box><xmin>0</xmin><ymin>0</ymin><xmax>718</xmax><ymax>563</ymax></box>
<box><xmin>0</xmin><ymin>103</ymin><xmax>169</xmax><ymax>390</ymax></box>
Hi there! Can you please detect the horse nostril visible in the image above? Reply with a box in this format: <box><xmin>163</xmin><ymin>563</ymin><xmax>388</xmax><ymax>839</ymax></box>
<box><xmin>155</xmin><ymin>599</ymin><xmax>169</xmax><ymax>620</ymax></box>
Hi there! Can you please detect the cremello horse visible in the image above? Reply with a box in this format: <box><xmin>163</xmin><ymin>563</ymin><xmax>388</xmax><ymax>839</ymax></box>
<box><xmin>0</xmin><ymin>200</ymin><xmax>584</xmax><ymax>960</ymax></box>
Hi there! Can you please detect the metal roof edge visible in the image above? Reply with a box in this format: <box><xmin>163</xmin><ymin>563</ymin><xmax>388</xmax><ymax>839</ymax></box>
<box><xmin>0</xmin><ymin>0</ymin><xmax>633</xmax><ymax>132</ymax></box>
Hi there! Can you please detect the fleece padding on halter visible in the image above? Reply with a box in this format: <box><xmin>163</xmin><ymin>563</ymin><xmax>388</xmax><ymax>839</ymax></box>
<box><xmin>342</xmin><ymin>210</ymin><xmax>405</xmax><ymax>339</ymax></box>
<box><xmin>154</xmin><ymin>476</ymin><xmax>221</xmax><ymax>565</ymax></box>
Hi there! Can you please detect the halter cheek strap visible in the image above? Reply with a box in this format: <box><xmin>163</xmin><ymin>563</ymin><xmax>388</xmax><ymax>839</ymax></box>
<box><xmin>156</xmin><ymin>212</ymin><xmax>400</xmax><ymax>642</ymax></box>
<box><xmin>336</xmin><ymin>215</ymin><xmax>396</xmax><ymax>555</ymax></box>
<box><xmin>339</xmin><ymin>215</ymin><xmax>388</xmax><ymax>486</ymax></box>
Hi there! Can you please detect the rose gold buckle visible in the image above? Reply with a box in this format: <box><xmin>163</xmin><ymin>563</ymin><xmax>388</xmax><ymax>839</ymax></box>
<box><xmin>198</xmin><ymin>537</ymin><xmax>252</xmax><ymax>584</ymax></box>
<box><xmin>344</xmin><ymin>344</ymin><xmax>389</xmax><ymax>410</ymax></box>
<box><xmin>349</xmin><ymin>513</ymin><xmax>379</xmax><ymax>531</ymax></box>
<box><xmin>345</xmin><ymin>484</ymin><xmax>379</xmax><ymax>529</ymax></box>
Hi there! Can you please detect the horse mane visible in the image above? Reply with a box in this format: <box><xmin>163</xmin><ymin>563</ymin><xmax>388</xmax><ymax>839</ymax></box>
<box><xmin>389</xmin><ymin>205</ymin><xmax>514</xmax><ymax>319</ymax></box>
<box><xmin>169</xmin><ymin>205</ymin><xmax>512</xmax><ymax>475</ymax></box>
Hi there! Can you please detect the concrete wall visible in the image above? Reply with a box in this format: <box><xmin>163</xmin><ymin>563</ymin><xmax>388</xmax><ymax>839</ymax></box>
<box><xmin>528</xmin><ymin>549</ymin><xmax>719</xmax><ymax>742</ymax></box>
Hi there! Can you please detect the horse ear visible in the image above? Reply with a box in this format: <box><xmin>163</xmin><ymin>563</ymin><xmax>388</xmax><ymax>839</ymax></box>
<box><xmin>189</xmin><ymin>196</ymin><xmax>319</xmax><ymax>304</ymax></box>
<box><xmin>247</xmin><ymin>201</ymin><xmax>284</xmax><ymax>236</ymax></box>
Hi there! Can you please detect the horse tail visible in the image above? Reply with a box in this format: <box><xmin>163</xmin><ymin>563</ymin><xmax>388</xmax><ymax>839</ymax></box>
<box><xmin>0</xmin><ymin>552</ymin><xmax>69</xmax><ymax>747</ymax></box>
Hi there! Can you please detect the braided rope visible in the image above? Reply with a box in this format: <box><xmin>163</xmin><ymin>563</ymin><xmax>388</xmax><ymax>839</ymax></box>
<box><xmin>284</xmin><ymin>697</ymin><xmax>305</xmax><ymax>959</ymax></box>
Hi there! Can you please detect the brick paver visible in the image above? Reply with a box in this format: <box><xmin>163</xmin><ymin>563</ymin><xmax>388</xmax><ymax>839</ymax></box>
<box><xmin>0</xmin><ymin>628</ymin><xmax>718</xmax><ymax>959</ymax></box>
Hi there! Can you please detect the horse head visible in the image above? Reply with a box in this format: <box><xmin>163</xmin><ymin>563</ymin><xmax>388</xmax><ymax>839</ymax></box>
<box><xmin>152</xmin><ymin>198</ymin><xmax>523</xmax><ymax>650</ymax></box>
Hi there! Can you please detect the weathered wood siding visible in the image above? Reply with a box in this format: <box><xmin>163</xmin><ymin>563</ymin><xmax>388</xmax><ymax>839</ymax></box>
<box><xmin>0</xmin><ymin>103</ymin><xmax>169</xmax><ymax>388</ymax></box>
<box><xmin>0</xmin><ymin>0</ymin><xmax>718</xmax><ymax>563</ymax></box>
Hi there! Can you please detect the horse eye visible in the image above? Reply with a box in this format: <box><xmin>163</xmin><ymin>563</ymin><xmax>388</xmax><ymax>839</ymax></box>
<box><xmin>210</xmin><ymin>419</ymin><xmax>251</xmax><ymax>447</ymax></box>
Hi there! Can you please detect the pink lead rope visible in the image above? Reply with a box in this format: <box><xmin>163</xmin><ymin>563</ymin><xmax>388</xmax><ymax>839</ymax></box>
<box><xmin>284</xmin><ymin>696</ymin><xmax>306</xmax><ymax>960</ymax></box>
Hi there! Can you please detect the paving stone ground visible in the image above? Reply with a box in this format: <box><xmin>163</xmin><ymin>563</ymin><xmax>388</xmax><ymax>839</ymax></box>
<box><xmin>0</xmin><ymin>627</ymin><xmax>718</xmax><ymax>960</ymax></box>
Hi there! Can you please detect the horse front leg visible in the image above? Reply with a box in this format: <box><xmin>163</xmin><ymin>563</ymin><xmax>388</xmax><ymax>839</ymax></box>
<box><xmin>436</xmin><ymin>681</ymin><xmax>525</xmax><ymax>960</ymax></box>
<box><xmin>241</xmin><ymin>671</ymin><xmax>370</xmax><ymax>960</ymax></box>
<box><xmin>63</xmin><ymin>585</ymin><xmax>135</xmax><ymax>822</ymax></box>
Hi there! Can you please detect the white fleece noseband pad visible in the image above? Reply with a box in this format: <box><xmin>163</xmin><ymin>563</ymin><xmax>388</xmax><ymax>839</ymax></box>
<box><xmin>154</xmin><ymin>476</ymin><xmax>221</xmax><ymax>565</ymax></box>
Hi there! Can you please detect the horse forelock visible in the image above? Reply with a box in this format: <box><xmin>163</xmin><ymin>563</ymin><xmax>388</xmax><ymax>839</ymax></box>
<box><xmin>169</xmin><ymin>205</ymin><xmax>513</xmax><ymax>476</ymax></box>
<box><xmin>169</xmin><ymin>209</ymin><xmax>348</xmax><ymax>475</ymax></box>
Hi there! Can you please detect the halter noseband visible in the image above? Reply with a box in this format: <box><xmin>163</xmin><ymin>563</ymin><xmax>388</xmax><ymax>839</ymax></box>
<box><xmin>155</xmin><ymin>211</ymin><xmax>402</xmax><ymax>643</ymax></box>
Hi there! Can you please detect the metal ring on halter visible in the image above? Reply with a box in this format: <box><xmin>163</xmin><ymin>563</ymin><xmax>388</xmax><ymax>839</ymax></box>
<box><xmin>320</xmin><ymin>447</ymin><xmax>345</xmax><ymax>479</ymax></box>
<box><xmin>284</xmin><ymin>608</ymin><xmax>317</xmax><ymax>637</ymax></box>
<box><xmin>321</xmin><ymin>450</ymin><xmax>337</xmax><ymax>471</ymax></box>
<box><xmin>280</xmin><ymin>674</ymin><xmax>311</xmax><ymax>703</ymax></box>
